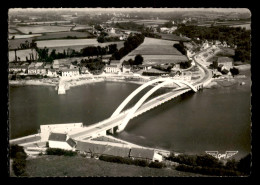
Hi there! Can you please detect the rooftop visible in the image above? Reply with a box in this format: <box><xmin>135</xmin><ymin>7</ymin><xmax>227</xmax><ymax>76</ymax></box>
<box><xmin>61</xmin><ymin>69</ymin><xmax>79</xmax><ymax>72</ymax></box>
<box><xmin>48</xmin><ymin>133</ymin><xmax>67</xmax><ymax>142</ymax></box>
<box><xmin>110</xmin><ymin>60</ymin><xmax>120</xmax><ymax>64</ymax></box>
<box><xmin>66</xmin><ymin>138</ymin><xmax>77</xmax><ymax>148</ymax></box>
<box><xmin>106</xmin><ymin>65</ymin><xmax>118</xmax><ymax>68</ymax></box>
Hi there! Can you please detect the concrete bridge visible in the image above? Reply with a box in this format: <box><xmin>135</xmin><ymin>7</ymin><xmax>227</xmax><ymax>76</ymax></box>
<box><xmin>66</xmin><ymin>50</ymin><xmax>212</xmax><ymax>139</ymax></box>
<box><xmin>67</xmin><ymin>80</ymin><xmax>205</xmax><ymax>140</ymax></box>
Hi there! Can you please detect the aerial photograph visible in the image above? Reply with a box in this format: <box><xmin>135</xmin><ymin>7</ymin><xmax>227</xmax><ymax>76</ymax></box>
<box><xmin>8</xmin><ymin>8</ymin><xmax>251</xmax><ymax>177</ymax></box>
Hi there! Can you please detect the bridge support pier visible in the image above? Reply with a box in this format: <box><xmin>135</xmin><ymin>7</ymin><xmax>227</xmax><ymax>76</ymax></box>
<box><xmin>107</xmin><ymin>128</ymin><xmax>114</xmax><ymax>135</ymax></box>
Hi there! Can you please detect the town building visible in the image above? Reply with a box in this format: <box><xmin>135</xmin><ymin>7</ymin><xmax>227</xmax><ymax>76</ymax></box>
<box><xmin>80</xmin><ymin>66</ymin><xmax>89</xmax><ymax>74</ymax></box>
<box><xmin>48</xmin><ymin>133</ymin><xmax>76</xmax><ymax>151</ymax></box>
<box><xmin>47</xmin><ymin>69</ymin><xmax>57</xmax><ymax>77</ymax></box>
<box><xmin>36</xmin><ymin>66</ymin><xmax>46</xmax><ymax>75</ymax></box>
<box><xmin>40</xmin><ymin>123</ymin><xmax>83</xmax><ymax>141</ymax></box>
<box><xmin>52</xmin><ymin>60</ymin><xmax>60</xmax><ymax>70</ymax></box>
<box><xmin>122</xmin><ymin>65</ymin><xmax>131</xmax><ymax>73</ymax></box>
<box><xmin>44</xmin><ymin>63</ymin><xmax>52</xmax><ymax>70</ymax></box>
<box><xmin>28</xmin><ymin>67</ymin><xmax>37</xmax><ymax>75</ymax></box>
<box><xmin>61</xmin><ymin>68</ymin><xmax>80</xmax><ymax>77</ymax></box>
<box><xmin>104</xmin><ymin>65</ymin><xmax>121</xmax><ymax>73</ymax></box>
<box><xmin>129</xmin><ymin>148</ymin><xmax>162</xmax><ymax>162</ymax></box>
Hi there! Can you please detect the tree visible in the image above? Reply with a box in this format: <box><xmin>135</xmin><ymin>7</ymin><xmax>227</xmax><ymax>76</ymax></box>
<box><xmin>97</xmin><ymin>36</ymin><xmax>105</xmax><ymax>43</ymax></box>
<box><xmin>108</xmin><ymin>44</ymin><xmax>118</xmax><ymax>54</ymax></box>
<box><xmin>237</xmin><ymin>154</ymin><xmax>251</xmax><ymax>175</ymax></box>
<box><xmin>134</xmin><ymin>54</ymin><xmax>143</xmax><ymax>65</ymax></box>
<box><xmin>230</xmin><ymin>67</ymin><xmax>239</xmax><ymax>76</ymax></box>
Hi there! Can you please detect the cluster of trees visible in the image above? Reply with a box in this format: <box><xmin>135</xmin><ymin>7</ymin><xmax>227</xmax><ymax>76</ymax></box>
<box><xmin>162</xmin><ymin>20</ymin><xmax>175</xmax><ymax>28</ymax></box>
<box><xmin>10</xmin><ymin>144</ymin><xmax>27</xmax><ymax>176</ymax></box>
<box><xmin>174</xmin><ymin>25</ymin><xmax>251</xmax><ymax>63</ymax></box>
<box><xmin>97</xmin><ymin>35</ymin><xmax>120</xmax><ymax>43</ymax></box>
<box><xmin>36</xmin><ymin>44</ymin><xmax>118</xmax><ymax>62</ymax></box>
<box><xmin>152</xmin><ymin>64</ymin><xmax>174</xmax><ymax>72</ymax></box>
<box><xmin>167</xmin><ymin>153</ymin><xmax>251</xmax><ymax>176</ymax></box>
<box><xmin>113</xmin><ymin>21</ymin><xmax>145</xmax><ymax>32</ymax></box>
<box><xmin>122</xmin><ymin>54</ymin><xmax>144</xmax><ymax>66</ymax></box>
<box><xmin>99</xmin><ymin>155</ymin><xmax>165</xmax><ymax>169</ymax></box>
<box><xmin>111</xmin><ymin>33</ymin><xmax>145</xmax><ymax>60</ymax></box>
<box><xmin>80</xmin><ymin>58</ymin><xmax>105</xmax><ymax>73</ymax></box>
<box><xmin>230</xmin><ymin>67</ymin><xmax>240</xmax><ymax>76</ymax></box>
<box><xmin>173</xmin><ymin>41</ymin><xmax>187</xmax><ymax>55</ymax></box>
<box><xmin>15</xmin><ymin>40</ymin><xmax>37</xmax><ymax>50</ymax></box>
<box><xmin>141</xmin><ymin>30</ymin><xmax>162</xmax><ymax>39</ymax></box>
<box><xmin>46</xmin><ymin>148</ymin><xmax>77</xmax><ymax>156</ymax></box>
<box><xmin>180</xmin><ymin>60</ymin><xmax>192</xmax><ymax>69</ymax></box>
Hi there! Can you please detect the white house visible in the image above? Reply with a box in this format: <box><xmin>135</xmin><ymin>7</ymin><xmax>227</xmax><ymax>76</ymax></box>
<box><xmin>122</xmin><ymin>65</ymin><xmax>131</xmax><ymax>73</ymax></box>
<box><xmin>28</xmin><ymin>67</ymin><xmax>37</xmax><ymax>75</ymax></box>
<box><xmin>48</xmin><ymin>132</ymin><xmax>77</xmax><ymax>151</ymax></box>
<box><xmin>80</xmin><ymin>66</ymin><xmax>89</xmax><ymax>74</ymax></box>
<box><xmin>36</xmin><ymin>66</ymin><xmax>46</xmax><ymax>75</ymax></box>
<box><xmin>104</xmin><ymin>65</ymin><xmax>121</xmax><ymax>73</ymax></box>
<box><xmin>61</xmin><ymin>68</ymin><xmax>79</xmax><ymax>77</ymax></box>
<box><xmin>52</xmin><ymin>60</ymin><xmax>60</xmax><ymax>70</ymax></box>
<box><xmin>47</xmin><ymin>69</ymin><xmax>57</xmax><ymax>77</ymax></box>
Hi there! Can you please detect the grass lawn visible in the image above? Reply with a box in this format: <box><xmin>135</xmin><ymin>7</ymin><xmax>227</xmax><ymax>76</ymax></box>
<box><xmin>24</xmin><ymin>155</ymin><xmax>206</xmax><ymax>177</ymax></box>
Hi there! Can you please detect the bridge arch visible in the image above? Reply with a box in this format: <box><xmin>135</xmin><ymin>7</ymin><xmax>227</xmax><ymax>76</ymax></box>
<box><xmin>116</xmin><ymin>78</ymin><xmax>197</xmax><ymax>132</ymax></box>
<box><xmin>111</xmin><ymin>78</ymin><xmax>197</xmax><ymax>118</ymax></box>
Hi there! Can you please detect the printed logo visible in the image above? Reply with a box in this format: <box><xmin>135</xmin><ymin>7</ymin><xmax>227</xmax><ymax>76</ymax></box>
<box><xmin>205</xmin><ymin>151</ymin><xmax>238</xmax><ymax>160</ymax></box>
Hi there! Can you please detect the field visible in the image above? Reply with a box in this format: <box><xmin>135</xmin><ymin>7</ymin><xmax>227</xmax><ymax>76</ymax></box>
<box><xmin>159</xmin><ymin>33</ymin><xmax>191</xmax><ymax>42</ymax></box>
<box><xmin>21</xmin><ymin>155</ymin><xmax>206</xmax><ymax>177</ymax></box>
<box><xmin>16</xmin><ymin>26</ymin><xmax>72</xmax><ymax>34</ymax></box>
<box><xmin>121</xmin><ymin>37</ymin><xmax>187</xmax><ymax>65</ymax></box>
<box><xmin>132</xmin><ymin>19</ymin><xmax>169</xmax><ymax>25</ymax></box>
<box><xmin>9</xmin><ymin>34</ymin><xmax>42</xmax><ymax>39</ymax></box>
<box><xmin>9</xmin><ymin>29</ymin><xmax>18</xmax><ymax>33</ymax></box>
<box><xmin>36</xmin><ymin>39</ymin><xmax>100</xmax><ymax>47</ymax></box>
<box><xmin>35</xmin><ymin>31</ymin><xmax>94</xmax><ymax>40</ymax></box>
<box><xmin>9</xmin><ymin>49</ymin><xmax>38</xmax><ymax>62</ymax></box>
<box><xmin>216</xmin><ymin>47</ymin><xmax>235</xmax><ymax>57</ymax></box>
<box><xmin>129</xmin><ymin>45</ymin><xmax>182</xmax><ymax>56</ymax></box>
<box><xmin>72</xmin><ymin>25</ymin><xmax>93</xmax><ymax>31</ymax></box>
<box><xmin>9</xmin><ymin>38</ymin><xmax>34</xmax><ymax>50</ymax></box>
<box><xmin>35</xmin><ymin>39</ymin><xmax>124</xmax><ymax>53</ymax></box>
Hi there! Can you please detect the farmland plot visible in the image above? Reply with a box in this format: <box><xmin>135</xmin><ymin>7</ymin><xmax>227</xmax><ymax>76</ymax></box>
<box><xmin>120</xmin><ymin>37</ymin><xmax>188</xmax><ymax>65</ymax></box>
<box><xmin>129</xmin><ymin>45</ymin><xmax>182</xmax><ymax>56</ymax></box>
<box><xmin>44</xmin><ymin>41</ymin><xmax>124</xmax><ymax>53</ymax></box>
<box><xmin>9</xmin><ymin>38</ymin><xmax>34</xmax><ymax>50</ymax></box>
<box><xmin>36</xmin><ymin>39</ymin><xmax>99</xmax><ymax>47</ymax></box>
<box><xmin>8</xmin><ymin>34</ymin><xmax>42</xmax><ymax>39</ymax></box>
<box><xmin>9</xmin><ymin>29</ymin><xmax>18</xmax><ymax>34</ymax></box>
<box><xmin>142</xmin><ymin>37</ymin><xmax>178</xmax><ymax>46</ymax></box>
<box><xmin>16</xmin><ymin>26</ymin><xmax>72</xmax><ymax>34</ymax></box>
<box><xmin>9</xmin><ymin>49</ymin><xmax>38</xmax><ymax>62</ymax></box>
<box><xmin>35</xmin><ymin>31</ymin><xmax>93</xmax><ymax>40</ymax></box>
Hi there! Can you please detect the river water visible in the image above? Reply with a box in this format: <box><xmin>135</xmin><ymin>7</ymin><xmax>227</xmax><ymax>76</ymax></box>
<box><xmin>9</xmin><ymin>76</ymin><xmax>251</xmax><ymax>159</ymax></box>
